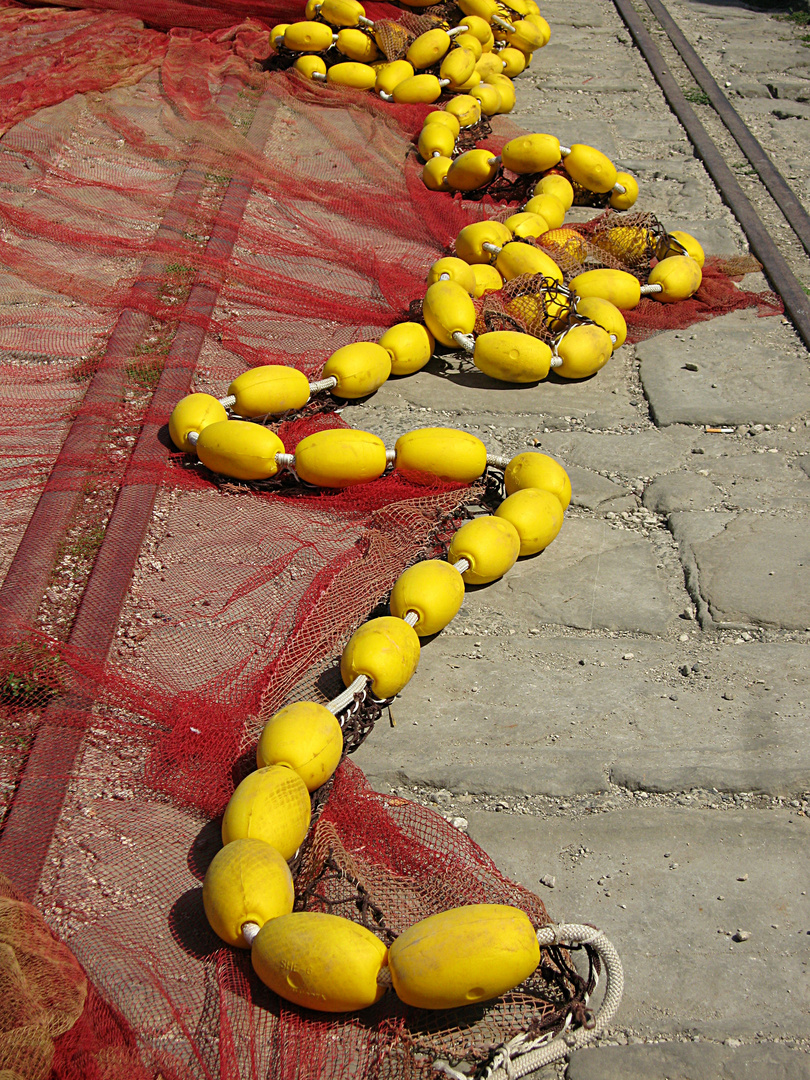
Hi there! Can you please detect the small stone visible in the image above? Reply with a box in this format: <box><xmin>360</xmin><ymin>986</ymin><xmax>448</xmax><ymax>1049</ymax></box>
<box><xmin>450</xmin><ymin>817</ymin><xmax>468</xmax><ymax>832</ymax></box>
<box><xmin>670</xmin><ymin>693</ymin><xmax>679</xmax><ymax>701</ymax></box>
<box><xmin>723</xmin><ymin>691</ymin><xmax>735</xmax><ymax>700</ymax></box>
<box><xmin>726</xmin><ymin>1038</ymin><xmax>743</xmax><ymax>1048</ymax></box>
<box><xmin>684</xmin><ymin>362</ymin><xmax>699</xmax><ymax>372</ymax></box>
<box><xmin>670</xmin><ymin>863</ymin><xmax>679</xmax><ymax>869</ymax></box>
<box><xmin>622</xmin><ymin>652</ymin><xmax>635</xmax><ymax>660</ymax></box>
<box><xmin>679</xmin><ymin>633</ymin><xmax>689</xmax><ymax>642</ymax></box>
<box><xmin>539</xmin><ymin>874</ymin><xmax>556</xmax><ymax>889</ymax></box>
<box><xmin>692</xmin><ymin>447</ymin><xmax>705</xmax><ymax>454</ymax></box>
<box><xmin>737</xmin><ymin>874</ymin><xmax>749</xmax><ymax>881</ymax></box>
<box><xmin>679</xmin><ymin>664</ymin><xmax>691</xmax><ymax>676</ymax></box>
<box><xmin>732</xmin><ymin>929</ymin><xmax>751</xmax><ymax>942</ymax></box>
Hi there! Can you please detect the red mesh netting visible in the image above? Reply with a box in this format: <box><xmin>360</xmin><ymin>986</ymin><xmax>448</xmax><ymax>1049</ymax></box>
<box><xmin>0</xmin><ymin>4</ymin><xmax>784</xmax><ymax>1077</ymax></box>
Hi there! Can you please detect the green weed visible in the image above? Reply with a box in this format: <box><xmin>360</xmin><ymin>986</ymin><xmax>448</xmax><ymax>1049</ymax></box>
<box><xmin>0</xmin><ymin>644</ymin><xmax>62</xmax><ymax>710</ymax></box>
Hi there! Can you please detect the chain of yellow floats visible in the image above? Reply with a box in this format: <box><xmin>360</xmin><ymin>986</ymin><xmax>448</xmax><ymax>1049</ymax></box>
<box><xmin>167</xmin><ymin>0</ymin><xmax>706</xmax><ymax>1036</ymax></box>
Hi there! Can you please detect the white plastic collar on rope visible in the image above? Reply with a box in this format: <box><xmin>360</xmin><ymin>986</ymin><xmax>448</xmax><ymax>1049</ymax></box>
<box><xmin>385</xmin><ymin>449</ymin><xmax>397</xmax><ymax>466</ymax></box>
<box><xmin>218</xmin><ymin>393</ymin><xmax>237</xmax><ymax>409</ymax></box>
<box><xmin>241</xmin><ymin>921</ymin><xmax>260</xmax><ymax>946</ymax></box>
<box><xmin>187</xmin><ymin>430</ymin><xmax>199</xmax><ymax>447</ymax></box>
<box><xmin>481</xmin><ymin>242</ymin><xmax>502</xmax><ymax>256</ymax></box>
<box><xmin>326</xmin><ymin>673</ymin><xmax>368</xmax><ymax>715</ymax></box>
<box><xmin>486</xmin><ymin>453</ymin><xmax>510</xmax><ymax>470</ymax></box>
<box><xmin>612</xmin><ymin>181</ymin><xmax>627</xmax><ymax>195</ymax></box>
<box><xmin>452</xmin><ymin>331</ymin><xmax>475</xmax><ymax>353</ymax></box>
<box><xmin>480</xmin><ymin>923</ymin><xmax>624</xmax><ymax>1079</ymax></box>
<box><xmin>452</xmin><ymin>558</ymin><xmax>470</xmax><ymax>575</ymax></box>
<box><xmin>403</xmin><ymin>611</ymin><xmax>419</xmax><ymax>627</ymax></box>
<box><xmin>640</xmin><ymin>282</ymin><xmax>664</xmax><ymax>295</ymax></box>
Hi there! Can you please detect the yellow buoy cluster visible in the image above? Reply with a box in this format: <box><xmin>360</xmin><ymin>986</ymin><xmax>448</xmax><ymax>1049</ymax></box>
<box><xmin>195</xmin><ymin>428</ymin><xmax>572</xmax><ymax>1010</ymax></box>
<box><xmin>273</xmin><ymin>0</ymin><xmax>551</xmax><ymax>111</ymax></box>
<box><xmin>419</xmin><ymin>122</ymin><xmax>640</xmax><ymax>211</ymax></box>
<box><xmin>167</xmin><ymin>0</ymin><xmax>713</xmax><ymax>1032</ymax></box>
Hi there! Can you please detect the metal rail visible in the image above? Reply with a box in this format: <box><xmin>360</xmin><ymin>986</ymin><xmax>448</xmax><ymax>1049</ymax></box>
<box><xmin>643</xmin><ymin>0</ymin><xmax>810</xmax><ymax>260</ymax></box>
<box><xmin>613</xmin><ymin>0</ymin><xmax>810</xmax><ymax>353</ymax></box>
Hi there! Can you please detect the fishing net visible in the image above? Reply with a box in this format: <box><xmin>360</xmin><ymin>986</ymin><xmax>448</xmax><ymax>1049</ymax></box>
<box><xmin>0</xmin><ymin>2</ymin><xmax>784</xmax><ymax>1077</ymax></box>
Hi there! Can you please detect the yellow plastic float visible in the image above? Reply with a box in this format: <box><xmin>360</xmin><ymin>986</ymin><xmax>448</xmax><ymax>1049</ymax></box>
<box><xmin>340</xmin><ymin>616</ymin><xmax>421</xmax><ymax>698</ymax></box>
<box><xmin>387</xmin><ymin>904</ymin><xmax>541</xmax><ymax>1009</ymax></box>
<box><xmin>294</xmin><ymin>428</ymin><xmax>387</xmax><ymax>487</ymax></box>
<box><xmin>389</xmin><ymin>559</ymin><xmax>466</xmax><ymax>636</ymax></box>
<box><xmin>203</xmin><ymin>838</ymin><xmax>295</xmax><ymax>948</ymax></box>
<box><xmin>252</xmin><ymin>912</ymin><xmax>389</xmax><ymax>1012</ymax></box>
<box><xmin>256</xmin><ymin>702</ymin><xmax>343</xmax><ymax>791</ymax></box>
<box><xmin>394</xmin><ymin>427</ymin><xmax>487</xmax><ymax>483</ymax></box>
<box><xmin>448</xmin><ymin>516</ymin><xmax>521</xmax><ymax>584</ymax></box>
<box><xmin>221</xmin><ymin>764</ymin><xmax>311</xmax><ymax>859</ymax></box>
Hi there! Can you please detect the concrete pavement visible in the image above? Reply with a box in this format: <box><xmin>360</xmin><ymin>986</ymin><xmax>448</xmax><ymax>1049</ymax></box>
<box><xmin>354</xmin><ymin>0</ymin><xmax>810</xmax><ymax>1074</ymax></box>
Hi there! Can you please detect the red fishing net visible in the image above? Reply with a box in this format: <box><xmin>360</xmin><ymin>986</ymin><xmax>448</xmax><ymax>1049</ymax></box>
<box><xmin>0</xmin><ymin>3</ymin><xmax>782</xmax><ymax>1077</ymax></box>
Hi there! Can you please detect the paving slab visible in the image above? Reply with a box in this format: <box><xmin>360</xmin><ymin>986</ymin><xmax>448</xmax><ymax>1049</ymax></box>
<box><xmin>354</xmin><ymin>638</ymin><xmax>810</xmax><ymax>798</ymax></box>
<box><xmin>534</xmin><ymin>429</ymin><xmax>690</xmax><ymax>480</ymax></box>
<box><xmin>464</xmin><ymin>807</ymin><xmax>810</xmax><ymax>1039</ymax></box>
<box><xmin>642</xmin><ymin>470</ymin><xmax>722</xmax><ymax>512</ymax></box>
<box><xmin>687</xmin><ymin>514</ymin><xmax>810</xmax><ymax>630</ymax></box>
<box><xmin>567</xmin><ymin>464</ymin><xmax>636</xmax><ymax>514</ymax></box>
<box><xmin>371</xmin><ymin>349</ymin><xmax>639</xmax><ymax>430</ymax></box>
<box><xmin>566</xmin><ymin>1043</ymin><xmax>810</xmax><ymax>1080</ymax></box>
<box><xmin>469</xmin><ymin>517</ymin><xmax>685</xmax><ymax>635</ymax></box>
<box><xmin>638</xmin><ymin>312</ymin><xmax>810</xmax><ymax>427</ymax></box>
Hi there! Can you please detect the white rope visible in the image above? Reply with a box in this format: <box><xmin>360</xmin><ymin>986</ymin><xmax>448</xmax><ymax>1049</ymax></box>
<box><xmin>241</xmin><ymin>921</ymin><xmax>260</xmax><ymax>946</ymax></box>
<box><xmin>403</xmin><ymin>611</ymin><xmax>419</xmax><ymax>627</ymax></box>
<box><xmin>309</xmin><ymin>375</ymin><xmax>338</xmax><ymax>394</ymax></box>
<box><xmin>326</xmin><ymin>673</ymin><xmax>368</xmax><ymax>715</ymax></box>
<box><xmin>559</xmin><ymin>144</ymin><xmax>571</xmax><ymax>156</ymax></box>
<box><xmin>451</xmin><ymin>558</ymin><xmax>469</xmax><ymax>575</ymax></box>
<box><xmin>433</xmin><ymin>1063</ymin><xmax>469</xmax><ymax>1080</ymax></box>
<box><xmin>612</xmin><ymin>181</ymin><xmax>627</xmax><ymax>195</ymax></box>
<box><xmin>432</xmin><ymin>1063</ymin><xmax>469</xmax><ymax>1080</ymax></box>
<box><xmin>275</xmin><ymin>453</ymin><xmax>295</xmax><ymax>470</ymax></box>
<box><xmin>640</xmin><ymin>282</ymin><xmax>663</xmax><ymax>295</ymax></box>
<box><xmin>481</xmin><ymin>241</ymin><xmax>501</xmax><ymax>256</ymax></box>
<box><xmin>482</xmin><ymin>923</ymin><xmax>624</xmax><ymax>1079</ymax></box>
<box><xmin>486</xmin><ymin>454</ymin><xmax>510</xmax><ymax>470</ymax></box>
<box><xmin>187</xmin><ymin>430</ymin><xmax>199</xmax><ymax>447</ymax></box>
<box><xmin>218</xmin><ymin>394</ymin><xmax>237</xmax><ymax>408</ymax></box>
<box><xmin>491</xmin><ymin>15</ymin><xmax>515</xmax><ymax>32</ymax></box>
<box><xmin>385</xmin><ymin>449</ymin><xmax>397</xmax><ymax>465</ymax></box>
